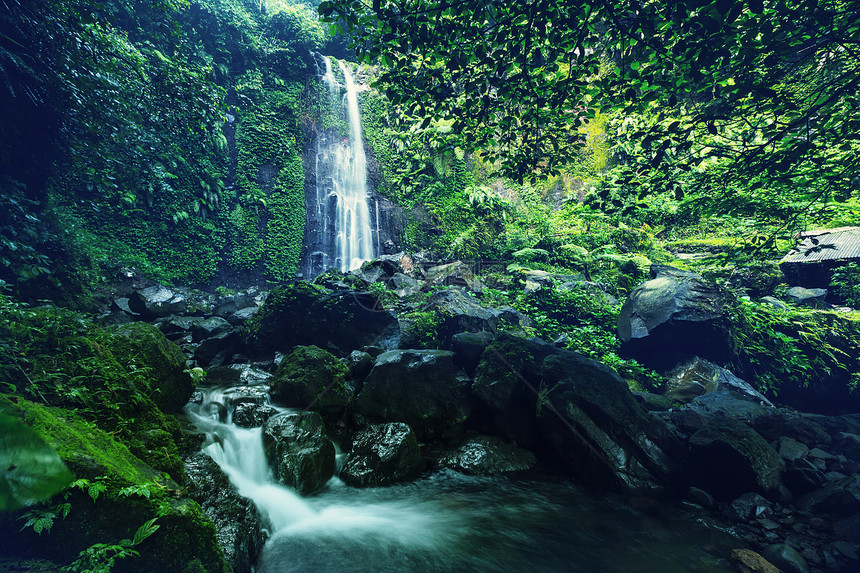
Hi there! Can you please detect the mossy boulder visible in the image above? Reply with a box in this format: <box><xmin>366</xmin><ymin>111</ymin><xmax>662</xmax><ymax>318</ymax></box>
<box><xmin>271</xmin><ymin>345</ymin><xmax>352</xmax><ymax>413</ymax></box>
<box><xmin>261</xmin><ymin>411</ymin><xmax>335</xmax><ymax>495</ymax></box>
<box><xmin>107</xmin><ymin>322</ymin><xmax>193</xmax><ymax>413</ymax></box>
<box><xmin>242</xmin><ymin>282</ymin><xmax>400</xmax><ymax>357</ymax></box>
<box><xmin>341</xmin><ymin>423</ymin><xmax>422</xmax><ymax>487</ymax></box>
<box><xmin>0</xmin><ymin>399</ymin><xmax>229</xmax><ymax>573</ymax></box>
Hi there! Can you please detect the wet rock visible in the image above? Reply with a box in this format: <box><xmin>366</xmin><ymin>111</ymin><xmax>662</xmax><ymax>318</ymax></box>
<box><xmin>356</xmin><ymin>350</ymin><xmax>471</xmax><ymax>440</ymax></box>
<box><xmin>797</xmin><ymin>474</ymin><xmax>860</xmax><ymax>517</ymax></box>
<box><xmin>834</xmin><ymin>512</ymin><xmax>860</xmax><ymax>542</ymax></box>
<box><xmin>685</xmin><ymin>418</ymin><xmax>784</xmax><ymax>500</ymax></box>
<box><xmin>617</xmin><ymin>265</ymin><xmax>734</xmax><ymax>371</ymax></box>
<box><xmin>536</xmin><ymin>350</ymin><xmax>678</xmax><ymax>492</ymax></box>
<box><xmin>832</xmin><ymin>432</ymin><xmax>860</xmax><ymax>462</ymax></box>
<box><xmin>784</xmin><ymin>457</ymin><xmax>827</xmax><ymax>496</ymax></box>
<box><xmin>194</xmin><ymin>330</ymin><xmax>241</xmax><ymax>368</ymax></box>
<box><xmin>778</xmin><ymin>436</ymin><xmax>809</xmax><ymax>462</ymax></box>
<box><xmin>471</xmin><ymin>335</ymin><xmax>557</xmax><ymax>447</ymax></box>
<box><xmin>232</xmin><ymin>403</ymin><xmax>278</xmax><ymax>428</ymax></box>
<box><xmin>271</xmin><ymin>346</ymin><xmax>352</xmax><ymax>414</ymax></box>
<box><xmin>242</xmin><ymin>283</ymin><xmax>400</xmax><ymax>357</ymax></box>
<box><xmin>684</xmin><ymin>387</ymin><xmax>774</xmax><ymax>423</ymax></box>
<box><xmin>423</xmin><ymin>260</ymin><xmax>485</xmax><ymax>292</ymax></box>
<box><xmin>107</xmin><ymin>322</ymin><xmax>193</xmax><ymax>413</ymax></box>
<box><xmin>419</xmin><ymin>288</ymin><xmax>531</xmax><ymax>348</ymax></box>
<box><xmin>191</xmin><ymin>316</ymin><xmax>233</xmax><ymax>342</ymax></box>
<box><xmin>227</xmin><ymin>306</ymin><xmax>258</xmax><ymax>326</ymax></box>
<box><xmin>128</xmin><ymin>285</ymin><xmax>190</xmax><ymax>318</ymax></box>
<box><xmin>753</xmin><ymin>414</ymin><xmax>832</xmax><ymax>448</ymax></box>
<box><xmin>342</xmin><ymin>350</ymin><xmax>374</xmax><ymax>382</ymax></box>
<box><xmin>451</xmin><ymin>331</ymin><xmax>495</xmax><ymax>377</ymax></box>
<box><xmin>761</xmin><ymin>543</ymin><xmax>810</xmax><ymax>573</ymax></box>
<box><xmin>664</xmin><ymin>357</ymin><xmax>772</xmax><ymax>406</ymax></box>
<box><xmin>204</xmin><ymin>364</ymin><xmax>273</xmax><ymax>387</ymax></box>
<box><xmin>686</xmin><ymin>486</ymin><xmax>715</xmax><ymax>508</ymax></box>
<box><xmin>728</xmin><ymin>492</ymin><xmax>772</xmax><ymax>521</ymax></box>
<box><xmin>340</xmin><ymin>423</ymin><xmax>421</xmax><ymax>487</ymax></box>
<box><xmin>185</xmin><ymin>451</ymin><xmax>264</xmax><ymax>573</ymax></box>
<box><xmin>785</xmin><ymin>286</ymin><xmax>827</xmax><ymax>308</ymax></box>
<box><xmin>730</xmin><ymin>548</ymin><xmax>779</xmax><ymax>573</ymax></box>
<box><xmin>262</xmin><ymin>411</ymin><xmax>335</xmax><ymax>495</ymax></box>
<box><xmin>222</xmin><ymin>385</ymin><xmax>269</xmax><ymax>409</ymax></box>
<box><xmin>437</xmin><ymin>435</ymin><xmax>536</xmax><ymax>475</ymax></box>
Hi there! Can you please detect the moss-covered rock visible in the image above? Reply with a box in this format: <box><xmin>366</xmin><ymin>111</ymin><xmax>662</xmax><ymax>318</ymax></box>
<box><xmin>271</xmin><ymin>345</ymin><xmax>352</xmax><ymax>413</ymax></box>
<box><xmin>107</xmin><ymin>322</ymin><xmax>193</xmax><ymax>414</ymax></box>
<box><xmin>0</xmin><ymin>399</ymin><xmax>229</xmax><ymax>573</ymax></box>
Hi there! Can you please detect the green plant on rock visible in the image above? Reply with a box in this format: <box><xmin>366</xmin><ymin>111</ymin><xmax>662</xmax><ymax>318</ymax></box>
<box><xmin>831</xmin><ymin>263</ymin><xmax>860</xmax><ymax>309</ymax></box>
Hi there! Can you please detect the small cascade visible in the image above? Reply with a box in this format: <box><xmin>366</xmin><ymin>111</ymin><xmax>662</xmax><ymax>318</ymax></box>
<box><xmin>303</xmin><ymin>54</ymin><xmax>376</xmax><ymax>278</ymax></box>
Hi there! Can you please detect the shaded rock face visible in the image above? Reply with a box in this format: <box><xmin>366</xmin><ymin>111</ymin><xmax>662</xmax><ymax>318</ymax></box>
<box><xmin>355</xmin><ymin>350</ymin><xmax>471</xmax><ymax>440</ymax></box>
<box><xmin>685</xmin><ymin>418</ymin><xmax>785</xmax><ymax>500</ymax></box>
<box><xmin>617</xmin><ymin>266</ymin><xmax>733</xmax><ymax>371</ymax></box>
<box><xmin>419</xmin><ymin>288</ymin><xmax>531</xmax><ymax>348</ymax></box>
<box><xmin>185</xmin><ymin>452</ymin><xmax>265</xmax><ymax>573</ymax></box>
<box><xmin>271</xmin><ymin>345</ymin><xmax>352</xmax><ymax>413</ymax></box>
<box><xmin>242</xmin><ymin>282</ymin><xmax>400</xmax><ymax>357</ymax></box>
<box><xmin>340</xmin><ymin>422</ymin><xmax>422</xmax><ymax>486</ymax></box>
<box><xmin>797</xmin><ymin>474</ymin><xmax>860</xmax><ymax>518</ymax></box>
<box><xmin>261</xmin><ymin>411</ymin><xmax>335</xmax><ymax>495</ymax></box>
<box><xmin>437</xmin><ymin>435</ymin><xmax>536</xmax><ymax>475</ymax></box>
<box><xmin>536</xmin><ymin>351</ymin><xmax>678</xmax><ymax>493</ymax></box>
<box><xmin>107</xmin><ymin>322</ymin><xmax>193</xmax><ymax>413</ymax></box>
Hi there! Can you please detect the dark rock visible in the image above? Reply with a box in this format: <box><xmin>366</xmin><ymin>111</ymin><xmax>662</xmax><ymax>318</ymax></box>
<box><xmin>423</xmin><ymin>261</ymin><xmax>484</xmax><ymax>292</ymax></box>
<box><xmin>753</xmin><ymin>414</ymin><xmax>832</xmax><ymax>448</ymax></box>
<box><xmin>191</xmin><ymin>316</ymin><xmax>233</xmax><ymax>343</ymax></box>
<box><xmin>227</xmin><ymin>306</ymin><xmax>258</xmax><ymax>326</ymax></box>
<box><xmin>686</xmin><ymin>486</ymin><xmax>715</xmax><ymax>508</ymax></box>
<box><xmin>128</xmin><ymin>285</ymin><xmax>190</xmax><ymax>318</ymax></box>
<box><xmin>221</xmin><ymin>385</ymin><xmax>269</xmax><ymax>409</ymax></box>
<box><xmin>832</xmin><ymin>432</ymin><xmax>860</xmax><ymax>462</ymax></box>
<box><xmin>343</xmin><ymin>350</ymin><xmax>374</xmax><ymax>382</ymax></box>
<box><xmin>107</xmin><ymin>322</ymin><xmax>193</xmax><ymax>413</ymax></box>
<box><xmin>761</xmin><ymin>543</ymin><xmax>810</xmax><ymax>573</ymax></box>
<box><xmin>185</xmin><ymin>451</ymin><xmax>264</xmax><ymax>573</ymax></box>
<box><xmin>437</xmin><ymin>435</ymin><xmax>536</xmax><ymax>475</ymax></box>
<box><xmin>779</xmin><ymin>436</ymin><xmax>810</xmax><ymax>462</ymax></box>
<box><xmin>194</xmin><ymin>330</ymin><xmax>241</xmax><ymax>368</ymax></box>
<box><xmin>618</xmin><ymin>266</ymin><xmax>734</xmax><ymax>371</ymax></box>
<box><xmin>728</xmin><ymin>492</ymin><xmax>772</xmax><ymax>521</ymax></box>
<box><xmin>356</xmin><ymin>350</ymin><xmax>471</xmax><ymax>440</ymax></box>
<box><xmin>204</xmin><ymin>364</ymin><xmax>273</xmax><ymax>387</ymax></box>
<box><xmin>797</xmin><ymin>474</ymin><xmax>860</xmax><ymax>517</ymax></box>
<box><xmin>420</xmin><ymin>288</ymin><xmax>531</xmax><ymax>347</ymax></box>
<box><xmin>664</xmin><ymin>357</ymin><xmax>772</xmax><ymax>406</ymax></box>
<box><xmin>685</xmin><ymin>418</ymin><xmax>784</xmax><ymax>500</ymax></box>
<box><xmin>834</xmin><ymin>512</ymin><xmax>860</xmax><ymax>542</ymax></box>
<box><xmin>340</xmin><ymin>423</ymin><xmax>421</xmax><ymax>487</ymax></box>
<box><xmin>390</xmin><ymin>272</ymin><xmax>423</xmax><ymax>297</ymax></box>
<box><xmin>684</xmin><ymin>387</ymin><xmax>774</xmax><ymax>423</ymax></box>
<box><xmin>471</xmin><ymin>335</ymin><xmax>557</xmax><ymax>447</ymax></box>
<box><xmin>232</xmin><ymin>403</ymin><xmax>278</xmax><ymax>428</ymax></box>
<box><xmin>241</xmin><ymin>283</ymin><xmax>400</xmax><ymax>357</ymax></box>
<box><xmin>536</xmin><ymin>350</ymin><xmax>678</xmax><ymax>492</ymax></box>
<box><xmin>96</xmin><ymin>311</ymin><xmax>134</xmax><ymax>327</ymax></box>
<box><xmin>156</xmin><ymin>315</ymin><xmax>203</xmax><ymax>339</ymax></box>
<box><xmin>111</xmin><ymin>297</ymin><xmax>139</xmax><ymax>316</ymax></box>
<box><xmin>271</xmin><ymin>345</ymin><xmax>353</xmax><ymax>413</ymax></box>
<box><xmin>261</xmin><ymin>411</ymin><xmax>335</xmax><ymax>495</ymax></box>
<box><xmin>784</xmin><ymin>457</ymin><xmax>827</xmax><ymax>496</ymax></box>
<box><xmin>451</xmin><ymin>331</ymin><xmax>495</xmax><ymax>377</ymax></box>
<box><xmin>631</xmin><ymin>391</ymin><xmax>673</xmax><ymax>411</ymax></box>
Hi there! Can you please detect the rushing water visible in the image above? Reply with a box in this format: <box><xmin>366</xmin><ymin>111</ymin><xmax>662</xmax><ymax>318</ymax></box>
<box><xmin>187</xmin><ymin>385</ymin><xmax>740</xmax><ymax>573</ymax></box>
<box><xmin>303</xmin><ymin>55</ymin><xmax>376</xmax><ymax>277</ymax></box>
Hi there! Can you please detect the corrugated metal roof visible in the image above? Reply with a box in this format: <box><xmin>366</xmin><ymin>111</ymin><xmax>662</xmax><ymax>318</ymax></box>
<box><xmin>781</xmin><ymin>227</ymin><xmax>860</xmax><ymax>264</ymax></box>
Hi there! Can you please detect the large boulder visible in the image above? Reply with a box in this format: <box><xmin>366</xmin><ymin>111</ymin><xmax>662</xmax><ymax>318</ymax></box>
<box><xmin>684</xmin><ymin>417</ymin><xmax>785</xmax><ymax>500</ymax></box>
<box><xmin>340</xmin><ymin>423</ymin><xmax>422</xmax><ymax>486</ymax></box>
<box><xmin>355</xmin><ymin>350</ymin><xmax>471</xmax><ymax>440</ymax></box>
<box><xmin>664</xmin><ymin>357</ymin><xmax>772</xmax><ymax>406</ymax></box>
<box><xmin>422</xmin><ymin>260</ymin><xmax>485</xmax><ymax>292</ymax></box>
<box><xmin>536</xmin><ymin>350</ymin><xmax>678</xmax><ymax>492</ymax></box>
<box><xmin>128</xmin><ymin>285</ymin><xmax>190</xmax><ymax>318</ymax></box>
<box><xmin>437</xmin><ymin>435</ymin><xmax>536</xmax><ymax>475</ymax></box>
<box><xmin>107</xmin><ymin>322</ymin><xmax>193</xmax><ymax>413</ymax></box>
<box><xmin>416</xmin><ymin>288</ymin><xmax>531</xmax><ymax>349</ymax></box>
<box><xmin>242</xmin><ymin>282</ymin><xmax>400</xmax><ymax>357</ymax></box>
<box><xmin>271</xmin><ymin>345</ymin><xmax>353</xmax><ymax>413</ymax></box>
<box><xmin>261</xmin><ymin>411</ymin><xmax>335</xmax><ymax>495</ymax></box>
<box><xmin>471</xmin><ymin>335</ymin><xmax>557</xmax><ymax>447</ymax></box>
<box><xmin>618</xmin><ymin>265</ymin><xmax>734</xmax><ymax>371</ymax></box>
<box><xmin>185</xmin><ymin>451</ymin><xmax>265</xmax><ymax>573</ymax></box>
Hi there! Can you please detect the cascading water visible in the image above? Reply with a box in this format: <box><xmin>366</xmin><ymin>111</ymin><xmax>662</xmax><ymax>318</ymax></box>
<box><xmin>187</xmin><ymin>384</ymin><xmax>740</xmax><ymax>573</ymax></box>
<box><xmin>303</xmin><ymin>55</ymin><xmax>376</xmax><ymax>278</ymax></box>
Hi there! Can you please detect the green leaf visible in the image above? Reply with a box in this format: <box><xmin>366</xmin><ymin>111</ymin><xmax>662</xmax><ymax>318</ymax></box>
<box><xmin>0</xmin><ymin>409</ymin><xmax>73</xmax><ymax>512</ymax></box>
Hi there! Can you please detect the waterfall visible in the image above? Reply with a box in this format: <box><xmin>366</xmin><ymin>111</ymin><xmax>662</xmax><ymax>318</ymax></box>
<box><xmin>303</xmin><ymin>55</ymin><xmax>376</xmax><ymax>278</ymax></box>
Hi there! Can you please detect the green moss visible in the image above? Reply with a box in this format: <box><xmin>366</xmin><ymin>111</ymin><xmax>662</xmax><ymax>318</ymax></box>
<box><xmin>272</xmin><ymin>345</ymin><xmax>351</xmax><ymax>410</ymax></box>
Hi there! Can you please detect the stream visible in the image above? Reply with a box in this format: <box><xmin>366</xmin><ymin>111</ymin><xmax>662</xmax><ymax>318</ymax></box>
<box><xmin>186</xmin><ymin>384</ymin><xmax>741</xmax><ymax>573</ymax></box>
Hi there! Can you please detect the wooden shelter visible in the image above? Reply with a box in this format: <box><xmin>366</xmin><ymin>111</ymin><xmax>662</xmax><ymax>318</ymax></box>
<box><xmin>779</xmin><ymin>227</ymin><xmax>860</xmax><ymax>288</ymax></box>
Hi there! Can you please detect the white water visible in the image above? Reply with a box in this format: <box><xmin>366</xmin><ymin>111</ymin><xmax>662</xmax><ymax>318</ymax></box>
<box><xmin>305</xmin><ymin>56</ymin><xmax>375</xmax><ymax>276</ymax></box>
